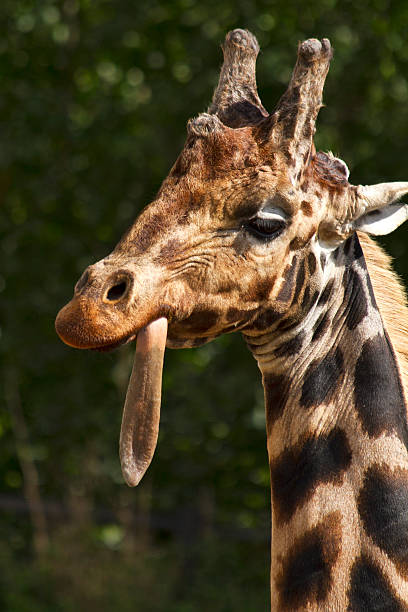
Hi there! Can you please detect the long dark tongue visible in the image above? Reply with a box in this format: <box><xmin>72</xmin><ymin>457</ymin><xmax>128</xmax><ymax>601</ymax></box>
<box><xmin>119</xmin><ymin>318</ymin><xmax>168</xmax><ymax>486</ymax></box>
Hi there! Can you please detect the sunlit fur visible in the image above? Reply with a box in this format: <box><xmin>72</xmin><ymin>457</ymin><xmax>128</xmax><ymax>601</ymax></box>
<box><xmin>361</xmin><ymin>233</ymin><xmax>408</xmax><ymax>402</ymax></box>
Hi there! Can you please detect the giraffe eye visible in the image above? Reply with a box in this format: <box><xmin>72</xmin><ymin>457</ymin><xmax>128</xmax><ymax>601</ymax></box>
<box><xmin>246</xmin><ymin>216</ymin><xmax>286</xmax><ymax>240</ymax></box>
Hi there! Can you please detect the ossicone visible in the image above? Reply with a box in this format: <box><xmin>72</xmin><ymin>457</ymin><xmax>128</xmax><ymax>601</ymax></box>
<box><xmin>208</xmin><ymin>28</ymin><xmax>267</xmax><ymax>128</ymax></box>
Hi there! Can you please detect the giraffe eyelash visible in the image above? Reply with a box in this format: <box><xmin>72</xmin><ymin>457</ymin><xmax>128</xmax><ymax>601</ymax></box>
<box><xmin>245</xmin><ymin>216</ymin><xmax>286</xmax><ymax>241</ymax></box>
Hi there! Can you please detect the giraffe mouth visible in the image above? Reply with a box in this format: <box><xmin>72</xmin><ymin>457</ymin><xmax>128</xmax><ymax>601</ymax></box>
<box><xmin>55</xmin><ymin>296</ymin><xmax>168</xmax><ymax>486</ymax></box>
<box><xmin>92</xmin><ymin>333</ymin><xmax>137</xmax><ymax>352</ymax></box>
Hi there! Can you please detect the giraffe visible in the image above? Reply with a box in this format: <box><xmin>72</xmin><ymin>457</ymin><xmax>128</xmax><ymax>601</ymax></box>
<box><xmin>55</xmin><ymin>29</ymin><xmax>408</xmax><ymax>610</ymax></box>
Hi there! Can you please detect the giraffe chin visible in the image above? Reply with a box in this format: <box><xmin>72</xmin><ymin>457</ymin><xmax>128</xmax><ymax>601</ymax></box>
<box><xmin>119</xmin><ymin>317</ymin><xmax>168</xmax><ymax>487</ymax></box>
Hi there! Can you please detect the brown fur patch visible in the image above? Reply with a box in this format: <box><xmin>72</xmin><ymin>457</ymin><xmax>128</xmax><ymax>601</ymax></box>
<box><xmin>291</xmin><ymin>258</ymin><xmax>306</xmax><ymax>304</ymax></box>
<box><xmin>183</xmin><ymin>309</ymin><xmax>219</xmax><ymax>333</ymax></box>
<box><xmin>300</xmin><ymin>179</ymin><xmax>310</xmax><ymax>192</ymax></box>
<box><xmin>155</xmin><ymin>239</ymin><xmax>183</xmax><ymax>263</ymax></box>
<box><xmin>277</xmin><ymin>256</ymin><xmax>298</xmax><ymax>302</ymax></box>
<box><xmin>360</xmin><ymin>233</ymin><xmax>408</xmax><ymax>403</ymax></box>
<box><xmin>271</xmin><ymin>427</ymin><xmax>351</xmax><ymax>524</ymax></box>
<box><xmin>226</xmin><ymin>307</ymin><xmax>258</xmax><ymax>325</ymax></box>
<box><xmin>307</xmin><ymin>252</ymin><xmax>317</xmax><ymax>275</ymax></box>
<box><xmin>263</xmin><ymin>373</ymin><xmax>289</xmax><ymax>430</ymax></box>
<box><xmin>289</xmin><ymin>236</ymin><xmax>304</xmax><ymax>251</ymax></box>
<box><xmin>276</xmin><ymin>512</ymin><xmax>342</xmax><ymax>610</ymax></box>
<box><xmin>358</xmin><ymin>463</ymin><xmax>408</xmax><ymax>579</ymax></box>
<box><xmin>301</xmin><ymin>200</ymin><xmax>313</xmax><ymax>216</ymax></box>
<box><xmin>348</xmin><ymin>554</ymin><xmax>405</xmax><ymax>611</ymax></box>
<box><xmin>305</xmin><ymin>225</ymin><xmax>317</xmax><ymax>242</ymax></box>
<box><xmin>251</xmin><ymin>307</ymin><xmax>283</xmax><ymax>330</ymax></box>
<box><xmin>248</xmin><ymin>275</ymin><xmax>276</xmax><ymax>301</ymax></box>
<box><xmin>216</xmin><ymin>278</ymin><xmax>238</xmax><ymax>294</ymax></box>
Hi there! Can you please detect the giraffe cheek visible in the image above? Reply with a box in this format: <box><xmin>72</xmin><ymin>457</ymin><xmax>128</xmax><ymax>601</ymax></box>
<box><xmin>171</xmin><ymin>308</ymin><xmax>220</xmax><ymax>336</ymax></box>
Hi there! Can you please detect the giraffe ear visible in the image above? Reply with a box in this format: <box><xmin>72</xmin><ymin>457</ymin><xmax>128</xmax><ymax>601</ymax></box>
<box><xmin>351</xmin><ymin>182</ymin><xmax>408</xmax><ymax>236</ymax></box>
<box><xmin>354</xmin><ymin>203</ymin><xmax>408</xmax><ymax>236</ymax></box>
<box><xmin>319</xmin><ymin>181</ymin><xmax>408</xmax><ymax>246</ymax></box>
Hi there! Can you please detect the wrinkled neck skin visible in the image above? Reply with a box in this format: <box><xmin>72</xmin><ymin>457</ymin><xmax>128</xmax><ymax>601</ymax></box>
<box><xmin>244</xmin><ymin>235</ymin><xmax>408</xmax><ymax>611</ymax></box>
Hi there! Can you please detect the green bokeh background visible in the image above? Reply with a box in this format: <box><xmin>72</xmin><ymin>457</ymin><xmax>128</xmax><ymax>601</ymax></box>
<box><xmin>1</xmin><ymin>1</ymin><xmax>408</xmax><ymax>610</ymax></box>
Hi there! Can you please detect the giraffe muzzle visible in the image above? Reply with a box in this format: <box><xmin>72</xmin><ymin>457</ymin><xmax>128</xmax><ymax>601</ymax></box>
<box><xmin>56</xmin><ymin>294</ymin><xmax>169</xmax><ymax>485</ymax></box>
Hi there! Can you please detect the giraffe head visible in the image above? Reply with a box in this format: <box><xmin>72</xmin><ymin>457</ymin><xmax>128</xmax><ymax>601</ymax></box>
<box><xmin>55</xmin><ymin>30</ymin><xmax>408</xmax><ymax>485</ymax></box>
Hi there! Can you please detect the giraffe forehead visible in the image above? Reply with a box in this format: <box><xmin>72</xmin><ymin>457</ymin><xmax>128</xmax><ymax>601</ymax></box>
<box><xmin>168</xmin><ymin>123</ymin><xmax>309</xmax><ymax>214</ymax></box>
<box><xmin>170</xmin><ymin>123</ymin><xmax>261</xmax><ymax>178</ymax></box>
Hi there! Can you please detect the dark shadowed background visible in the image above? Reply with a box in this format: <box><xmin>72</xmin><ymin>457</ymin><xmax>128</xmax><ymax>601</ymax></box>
<box><xmin>1</xmin><ymin>1</ymin><xmax>408</xmax><ymax>610</ymax></box>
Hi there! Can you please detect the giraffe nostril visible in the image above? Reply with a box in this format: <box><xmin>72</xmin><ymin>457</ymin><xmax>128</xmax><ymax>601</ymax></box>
<box><xmin>106</xmin><ymin>281</ymin><xmax>128</xmax><ymax>302</ymax></box>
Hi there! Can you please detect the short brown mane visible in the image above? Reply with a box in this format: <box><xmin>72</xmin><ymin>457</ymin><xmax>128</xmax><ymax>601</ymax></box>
<box><xmin>359</xmin><ymin>232</ymin><xmax>408</xmax><ymax>401</ymax></box>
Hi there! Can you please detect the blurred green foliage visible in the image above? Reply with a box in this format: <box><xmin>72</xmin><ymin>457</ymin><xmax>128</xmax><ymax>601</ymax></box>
<box><xmin>1</xmin><ymin>0</ymin><xmax>408</xmax><ymax>609</ymax></box>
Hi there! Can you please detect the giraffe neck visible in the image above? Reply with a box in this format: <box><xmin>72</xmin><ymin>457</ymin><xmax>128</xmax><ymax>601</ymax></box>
<box><xmin>245</xmin><ymin>235</ymin><xmax>408</xmax><ymax>611</ymax></box>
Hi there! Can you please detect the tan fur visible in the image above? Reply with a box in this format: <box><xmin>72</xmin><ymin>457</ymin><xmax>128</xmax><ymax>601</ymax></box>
<box><xmin>360</xmin><ymin>232</ymin><xmax>408</xmax><ymax>401</ymax></box>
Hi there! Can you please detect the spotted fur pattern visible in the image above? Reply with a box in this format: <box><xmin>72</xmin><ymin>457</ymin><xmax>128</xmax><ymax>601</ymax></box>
<box><xmin>245</xmin><ymin>234</ymin><xmax>408</xmax><ymax>611</ymax></box>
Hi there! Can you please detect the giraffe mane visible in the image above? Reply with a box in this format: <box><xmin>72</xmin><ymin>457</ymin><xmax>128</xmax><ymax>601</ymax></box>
<box><xmin>359</xmin><ymin>232</ymin><xmax>408</xmax><ymax>401</ymax></box>
<box><xmin>311</xmin><ymin>150</ymin><xmax>408</xmax><ymax>398</ymax></box>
